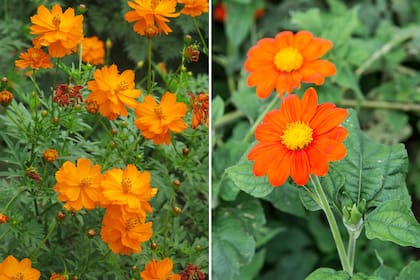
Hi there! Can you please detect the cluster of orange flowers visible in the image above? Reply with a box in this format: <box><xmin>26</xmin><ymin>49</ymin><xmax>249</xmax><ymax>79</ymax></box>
<box><xmin>124</xmin><ymin>0</ymin><xmax>208</xmax><ymax>37</ymax></box>
<box><xmin>53</xmin><ymin>158</ymin><xmax>155</xmax><ymax>255</ymax></box>
<box><xmin>245</xmin><ymin>31</ymin><xmax>348</xmax><ymax>187</ymax></box>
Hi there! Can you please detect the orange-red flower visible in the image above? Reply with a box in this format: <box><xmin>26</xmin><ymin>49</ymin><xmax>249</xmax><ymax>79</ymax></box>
<box><xmin>124</xmin><ymin>0</ymin><xmax>180</xmax><ymax>36</ymax></box>
<box><xmin>100</xmin><ymin>205</ymin><xmax>153</xmax><ymax>255</ymax></box>
<box><xmin>179</xmin><ymin>0</ymin><xmax>209</xmax><ymax>17</ymax></box>
<box><xmin>248</xmin><ymin>88</ymin><xmax>348</xmax><ymax>186</ymax></box>
<box><xmin>100</xmin><ymin>164</ymin><xmax>156</xmax><ymax>220</ymax></box>
<box><xmin>189</xmin><ymin>92</ymin><xmax>209</xmax><ymax>129</ymax></box>
<box><xmin>30</xmin><ymin>5</ymin><xmax>84</xmax><ymax>58</ymax></box>
<box><xmin>86</xmin><ymin>64</ymin><xmax>141</xmax><ymax>120</ymax></box>
<box><xmin>82</xmin><ymin>36</ymin><xmax>105</xmax><ymax>65</ymax></box>
<box><xmin>0</xmin><ymin>255</ymin><xmax>40</xmax><ymax>280</ymax></box>
<box><xmin>15</xmin><ymin>48</ymin><xmax>53</xmax><ymax>70</ymax></box>
<box><xmin>140</xmin><ymin>258</ymin><xmax>181</xmax><ymax>280</ymax></box>
<box><xmin>54</xmin><ymin>158</ymin><xmax>103</xmax><ymax>211</ymax></box>
<box><xmin>244</xmin><ymin>31</ymin><xmax>336</xmax><ymax>98</ymax></box>
<box><xmin>134</xmin><ymin>92</ymin><xmax>188</xmax><ymax>144</ymax></box>
<box><xmin>43</xmin><ymin>149</ymin><xmax>58</xmax><ymax>162</ymax></box>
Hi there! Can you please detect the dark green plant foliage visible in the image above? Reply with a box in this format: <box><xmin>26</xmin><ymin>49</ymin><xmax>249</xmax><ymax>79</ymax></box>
<box><xmin>212</xmin><ymin>0</ymin><xmax>420</xmax><ymax>279</ymax></box>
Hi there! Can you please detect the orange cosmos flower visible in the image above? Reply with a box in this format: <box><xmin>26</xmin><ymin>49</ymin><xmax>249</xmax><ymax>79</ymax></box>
<box><xmin>140</xmin><ymin>258</ymin><xmax>181</xmax><ymax>280</ymax></box>
<box><xmin>248</xmin><ymin>88</ymin><xmax>348</xmax><ymax>186</ymax></box>
<box><xmin>82</xmin><ymin>36</ymin><xmax>105</xmax><ymax>65</ymax></box>
<box><xmin>43</xmin><ymin>149</ymin><xmax>58</xmax><ymax>162</ymax></box>
<box><xmin>189</xmin><ymin>92</ymin><xmax>209</xmax><ymax>129</ymax></box>
<box><xmin>0</xmin><ymin>255</ymin><xmax>40</xmax><ymax>280</ymax></box>
<box><xmin>124</xmin><ymin>0</ymin><xmax>180</xmax><ymax>36</ymax></box>
<box><xmin>15</xmin><ymin>48</ymin><xmax>53</xmax><ymax>70</ymax></box>
<box><xmin>54</xmin><ymin>158</ymin><xmax>103</xmax><ymax>211</ymax></box>
<box><xmin>100</xmin><ymin>205</ymin><xmax>153</xmax><ymax>255</ymax></box>
<box><xmin>101</xmin><ymin>164</ymin><xmax>156</xmax><ymax>220</ymax></box>
<box><xmin>30</xmin><ymin>5</ymin><xmax>84</xmax><ymax>58</ymax></box>
<box><xmin>244</xmin><ymin>31</ymin><xmax>336</xmax><ymax>98</ymax></box>
<box><xmin>86</xmin><ymin>64</ymin><xmax>141</xmax><ymax>120</ymax></box>
<box><xmin>179</xmin><ymin>0</ymin><xmax>209</xmax><ymax>17</ymax></box>
<box><xmin>134</xmin><ymin>92</ymin><xmax>188</xmax><ymax>144</ymax></box>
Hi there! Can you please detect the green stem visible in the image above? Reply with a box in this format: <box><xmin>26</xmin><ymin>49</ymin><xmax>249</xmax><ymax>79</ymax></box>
<box><xmin>147</xmin><ymin>37</ymin><xmax>153</xmax><ymax>93</ymax></box>
<box><xmin>347</xmin><ymin>230</ymin><xmax>357</xmax><ymax>275</ymax></box>
<box><xmin>192</xmin><ymin>17</ymin><xmax>208</xmax><ymax>55</ymax></box>
<box><xmin>162</xmin><ymin>193</ymin><xmax>175</xmax><ymax>256</ymax></box>
<box><xmin>0</xmin><ymin>229</ymin><xmax>11</xmax><ymax>242</ymax></box>
<box><xmin>339</xmin><ymin>99</ymin><xmax>420</xmax><ymax>112</ymax></box>
<box><xmin>243</xmin><ymin>97</ymin><xmax>279</xmax><ymax>142</ymax></box>
<box><xmin>78</xmin><ymin>41</ymin><xmax>83</xmax><ymax>75</ymax></box>
<box><xmin>310</xmin><ymin>175</ymin><xmax>352</xmax><ymax>275</ymax></box>
<box><xmin>30</xmin><ymin>220</ymin><xmax>58</xmax><ymax>259</ymax></box>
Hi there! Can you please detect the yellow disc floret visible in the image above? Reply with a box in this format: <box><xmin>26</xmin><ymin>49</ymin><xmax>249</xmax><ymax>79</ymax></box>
<box><xmin>281</xmin><ymin>121</ymin><xmax>313</xmax><ymax>150</ymax></box>
<box><xmin>274</xmin><ymin>47</ymin><xmax>304</xmax><ymax>72</ymax></box>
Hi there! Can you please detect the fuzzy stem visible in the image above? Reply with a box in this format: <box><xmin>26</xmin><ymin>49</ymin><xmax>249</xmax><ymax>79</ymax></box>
<box><xmin>347</xmin><ymin>230</ymin><xmax>357</xmax><ymax>275</ymax></box>
<box><xmin>193</xmin><ymin>17</ymin><xmax>208</xmax><ymax>55</ymax></box>
<box><xmin>310</xmin><ymin>175</ymin><xmax>352</xmax><ymax>275</ymax></box>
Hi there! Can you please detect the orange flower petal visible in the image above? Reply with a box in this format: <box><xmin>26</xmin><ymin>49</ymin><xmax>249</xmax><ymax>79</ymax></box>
<box><xmin>290</xmin><ymin>151</ymin><xmax>310</xmax><ymax>185</ymax></box>
<box><xmin>300</xmin><ymin>60</ymin><xmax>336</xmax><ymax>85</ymax></box>
<box><xmin>301</xmin><ymin>38</ymin><xmax>334</xmax><ymax>61</ymax></box>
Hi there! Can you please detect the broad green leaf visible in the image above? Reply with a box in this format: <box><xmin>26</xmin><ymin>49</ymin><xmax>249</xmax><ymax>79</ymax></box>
<box><xmin>263</xmin><ymin>181</ymin><xmax>306</xmax><ymax>217</ymax></box>
<box><xmin>374</xmin><ymin>264</ymin><xmax>399</xmax><ymax>280</ymax></box>
<box><xmin>334</xmin><ymin>110</ymin><xmax>410</xmax><ymax>208</ymax></box>
<box><xmin>396</xmin><ymin>260</ymin><xmax>420</xmax><ymax>280</ymax></box>
<box><xmin>235</xmin><ymin>249</ymin><xmax>266</xmax><ymax>280</ymax></box>
<box><xmin>305</xmin><ymin>268</ymin><xmax>349</xmax><ymax>280</ymax></box>
<box><xmin>212</xmin><ymin>195</ymin><xmax>265</xmax><ymax>280</ymax></box>
<box><xmin>365</xmin><ymin>200</ymin><xmax>420</xmax><ymax>247</ymax></box>
<box><xmin>212</xmin><ymin>210</ymin><xmax>256</xmax><ymax>280</ymax></box>
<box><xmin>351</xmin><ymin>273</ymin><xmax>383</xmax><ymax>280</ymax></box>
<box><xmin>212</xmin><ymin>96</ymin><xmax>225</xmax><ymax>123</ymax></box>
<box><xmin>219</xmin><ymin>176</ymin><xmax>241</xmax><ymax>201</ymax></box>
<box><xmin>226</xmin><ymin>162</ymin><xmax>274</xmax><ymax>197</ymax></box>
<box><xmin>225</xmin><ymin>2</ymin><xmax>256</xmax><ymax>48</ymax></box>
<box><xmin>290</xmin><ymin>9</ymin><xmax>324</xmax><ymax>35</ymax></box>
<box><xmin>231</xmin><ymin>87</ymin><xmax>263</xmax><ymax>123</ymax></box>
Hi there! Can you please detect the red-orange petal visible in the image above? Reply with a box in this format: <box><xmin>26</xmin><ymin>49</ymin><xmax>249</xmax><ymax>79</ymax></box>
<box><xmin>311</xmin><ymin>107</ymin><xmax>348</xmax><ymax>136</ymax></box>
<box><xmin>274</xmin><ymin>31</ymin><xmax>294</xmax><ymax>49</ymax></box>
<box><xmin>279</xmin><ymin>94</ymin><xmax>302</xmax><ymax>123</ymax></box>
<box><xmin>300</xmin><ymin>60</ymin><xmax>336</xmax><ymax>85</ymax></box>
<box><xmin>301</xmin><ymin>87</ymin><xmax>318</xmax><ymax>122</ymax></box>
<box><xmin>301</xmin><ymin>38</ymin><xmax>333</xmax><ymax>62</ymax></box>
<box><xmin>293</xmin><ymin>31</ymin><xmax>313</xmax><ymax>51</ymax></box>
<box><xmin>267</xmin><ymin>150</ymin><xmax>292</xmax><ymax>186</ymax></box>
<box><xmin>290</xmin><ymin>151</ymin><xmax>310</xmax><ymax>186</ymax></box>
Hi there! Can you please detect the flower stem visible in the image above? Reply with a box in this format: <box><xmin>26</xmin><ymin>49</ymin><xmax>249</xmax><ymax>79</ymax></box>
<box><xmin>347</xmin><ymin>230</ymin><xmax>357</xmax><ymax>275</ymax></box>
<box><xmin>2</xmin><ymin>188</ymin><xmax>25</xmax><ymax>212</ymax></box>
<box><xmin>192</xmin><ymin>17</ymin><xmax>208</xmax><ymax>55</ymax></box>
<box><xmin>243</xmin><ymin>96</ymin><xmax>279</xmax><ymax>142</ymax></box>
<box><xmin>310</xmin><ymin>175</ymin><xmax>352</xmax><ymax>275</ymax></box>
<box><xmin>30</xmin><ymin>219</ymin><xmax>58</xmax><ymax>259</ymax></box>
<box><xmin>147</xmin><ymin>37</ymin><xmax>153</xmax><ymax>93</ymax></box>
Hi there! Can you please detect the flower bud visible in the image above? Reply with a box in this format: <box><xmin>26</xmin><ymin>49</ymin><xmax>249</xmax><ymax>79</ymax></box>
<box><xmin>105</xmin><ymin>38</ymin><xmax>112</xmax><ymax>49</ymax></box>
<box><xmin>172</xmin><ymin>179</ymin><xmax>181</xmax><ymax>188</ymax></box>
<box><xmin>0</xmin><ymin>213</ymin><xmax>9</xmax><ymax>224</ymax></box>
<box><xmin>56</xmin><ymin>211</ymin><xmax>66</xmax><ymax>221</ymax></box>
<box><xmin>150</xmin><ymin>242</ymin><xmax>158</xmax><ymax>250</ymax></box>
<box><xmin>1</xmin><ymin>77</ymin><xmax>8</xmax><ymax>83</ymax></box>
<box><xmin>173</xmin><ymin>206</ymin><xmax>182</xmax><ymax>215</ymax></box>
<box><xmin>41</xmin><ymin>110</ymin><xmax>48</xmax><ymax>117</ymax></box>
<box><xmin>43</xmin><ymin>149</ymin><xmax>58</xmax><ymax>162</ymax></box>
<box><xmin>184</xmin><ymin>34</ymin><xmax>192</xmax><ymax>44</ymax></box>
<box><xmin>182</xmin><ymin>147</ymin><xmax>190</xmax><ymax>155</ymax></box>
<box><xmin>0</xmin><ymin>90</ymin><xmax>13</xmax><ymax>106</ymax></box>
<box><xmin>87</xmin><ymin>229</ymin><xmax>96</xmax><ymax>238</ymax></box>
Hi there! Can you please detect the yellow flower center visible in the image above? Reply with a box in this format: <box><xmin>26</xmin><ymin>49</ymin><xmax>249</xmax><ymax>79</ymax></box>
<box><xmin>150</xmin><ymin>0</ymin><xmax>160</xmax><ymax>9</ymax></box>
<box><xmin>281</xmin><ymin>121</ymin><xmax>313</xmax><ymax>150</ymax></box>
<box><xmin>274</xmin><ymin>47</ymin><xmax>303</xmax><ymax>72</ymax></box>
<box><xmin>79</xmin><ymin>177</ymin><xmax>92</xmax><ymax>188</ymax></box>
<box><xmin>125</xmin><ymin>217</ymin><xmax>138</xmax><ymax>231</ymax></box>
<box><xmin>154</xmin><ymin>106</ymin><xmax>163</xmax><ymax>118</ymax></box>
<box><xmin>52</xmin><ymin>14</ymin><xmax>61</xmax><ymax>28</ymax></box>
<box><xmin>12</xmin><ymin>273</ymin><xmax>24</xmax><ymax>280</ymax></box>
<box><xmin>117</xmin><ymin>81</ymin><xmax>129</xmax><ymax>91</ymax></box>
<box><xmin>121</xmin><ymin>177</ymin><xmax>132</xmax><ymax>193</ymax></box>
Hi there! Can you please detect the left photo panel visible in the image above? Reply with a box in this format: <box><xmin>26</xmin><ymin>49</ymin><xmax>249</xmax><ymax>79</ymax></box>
<box><xmin>0</xmin><ymin>1</ymin><xmax>209</xmax><ymax>279</ymax></box>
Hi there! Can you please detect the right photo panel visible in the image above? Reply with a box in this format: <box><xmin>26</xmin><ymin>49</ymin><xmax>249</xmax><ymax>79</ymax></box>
<box><xmin>211</xmin><ymin>0</ymin><xmax>420</xmax><ymax>279</ymax></box>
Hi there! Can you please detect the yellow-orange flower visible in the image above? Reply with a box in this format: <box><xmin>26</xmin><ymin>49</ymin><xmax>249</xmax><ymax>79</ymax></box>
<box><xmin>189</xmin><ymin>92</ymin><xmax>209</xmax><ymax>129</ymax></box>
<box><xmin>15</xmin><ymin>48</ymin><xmax>53</xmax><ymax>70</ymax></box>
<box><xmin>82</xmin><ymin>36</ymin><xmax>105</xmax><ymax>65</ymax></box>
<box><xmin>179</xmin><ymin>0</ymin><xmax>209</xmax><ymax>17</ymax></box>
<box><xmin>244</xmin><ymin>31</ymin><xmax>336</xmax><ymax>98</ymax></box>
<box><xmin>248</xmin><ymin>88</ymin><xmax>348</xmax><ymax>186</ymax></box>
<box><xmin>140</xmin><ymin>258</ymin><xmax>181</xmax><ymax>280</ymax></box>
<box><xmin>30</xmin><ymin>5</ymin><xmax>84</xmax><ymax>58</ymax></box>
<box><xmin>54</xmin><ymin>158</ymin><xmax>103</xmax><ymax>211</ymax></box>
<box><xmin>101</xmin><ymin>164</ymin><xmax>156</xmax><ymax>220</ymax></box>
<box><xmin>43</xmin><ymin>149</ymin><xmax>58</xmax><ymax>162</ymax></box>
<box><xmin>86</xmin><ymin>64</ymin><xmax>141</xmax><ymax>120</ymax></box>
<box><xmin>134</xmin><ymin>92</ymin><xmax>188</xmax><ymax>145</ymax></box>
<box><xmin>0</xmin><ymin>255</ymin><xmax>40</xmax><ymax>280</ymax></box>
<box><xmin>124</xmin><ymin>0</ymin><xmax>180</xmax><ymax>36</ymax></box>
<box><xmin>100</xmin><ymin>205</ymin><xmax>153</xmax><ymax>255</ymax></box>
